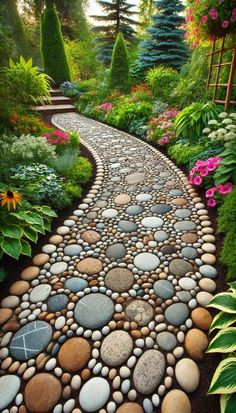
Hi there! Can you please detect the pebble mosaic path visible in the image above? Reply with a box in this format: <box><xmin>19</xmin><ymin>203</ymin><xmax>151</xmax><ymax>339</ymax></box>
<box><xmin>0</xmin><ymin>113</ymin><xmax>219</xmax><ymax>413</ymax></box>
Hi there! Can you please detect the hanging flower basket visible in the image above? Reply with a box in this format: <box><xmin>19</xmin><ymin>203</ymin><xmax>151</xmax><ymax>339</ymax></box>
<box><xmin>185</xmin><ymin>0</ymin><xmax>236</xmax><ymax>46</ymax></box>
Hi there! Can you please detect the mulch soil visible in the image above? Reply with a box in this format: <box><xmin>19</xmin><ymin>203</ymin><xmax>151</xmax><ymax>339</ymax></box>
<box><xmin>0</xmin><ymin>117</ymin><xmax>228</xmax><ymax>413</ymax></box>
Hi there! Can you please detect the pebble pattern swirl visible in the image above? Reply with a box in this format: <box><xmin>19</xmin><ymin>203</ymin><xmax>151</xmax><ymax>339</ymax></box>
<box><xmin>0</xmin><ymin>113</ymin><xmax>218</xmax><ymax>413</ymax></box>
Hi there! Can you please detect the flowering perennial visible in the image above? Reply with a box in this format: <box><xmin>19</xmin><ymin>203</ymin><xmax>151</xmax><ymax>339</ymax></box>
<box><xmin>203</xmin><ymin>112</ymin><xmax>236</xmax><ymax>147</ymax></box>
<box><xmin>43</xmin><ymin>130</ymin><xmax>70</xmax><ymax>146</ymax></box>
<box><xmin>95</xmin><ymin>102</ymin><xmax>113</xmax><ymax>112</ymax></box>
<box><xmin>147</xmin><ymin>108</ymin><xmax>179</xmax><ymax>146</ymax></box>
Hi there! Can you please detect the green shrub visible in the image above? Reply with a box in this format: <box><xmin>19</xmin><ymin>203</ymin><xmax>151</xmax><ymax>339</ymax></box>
<box><xmin>167</xmin><ymin>144</ymin><xmax>205</xmax><ymax>166</ymax></box>
<box><xmin>3</xmin><ymin>57</ymin><xmax>51</xmax><ymax>106</ymax></box>
<box><xmin>214</xmin><ymin>147</ymin><xmax>236</xmax><ymax>185</ymax></box>
<box><xmin>77</xmin><ymin>79</ymin><xmax>97</xmax><ymax>93</ymax></box>
<box><xmin>49</xmin><ymin>149</ymin><xmax>78</xmax><ymax>177</ymax></box>
<box><xmin>172</xmin><ymin>45</ymin><xmax>211</xmax><ymax>107</ymax></box>
<box><xmin>107</xmin><ymin>100</ymin><xmax>152</xmax><ymax>131</ymax></box>
<box><xmin>10</xmin><ymin>135</ymin><xmax>56</xmax><ymax>165</ymax></box>
<box><xmin>63</xmin><ymin>181</ymin><xmax>82</xmax><ymax>199</ymax></box>
<box><xmin>110</xmin><ymin>32</ymin><xmax>130</xmax><ymax>93</ymax></box>
<box><xmin>40</xmin><ymin>3</ymin><xmax>71</xmax><ymax>85</ymax></box>
<box><xmin>174</xmin><ymin>102</ymin><xmax>222</xmax><ymax>143</ymax></box>
<box><xmin>67</xmin><ymin>157</ymin><xmax>93</xmax><ymax>184</ymax></box>
<box><xmin>217</xmin><ymin>187</ymin><xmax>236</xmax><ymax>279</ymax></box>
<box><xmin>145</xmin><ymin>66</ymin><xmax>179</xmax><ymax>101</ymax></box>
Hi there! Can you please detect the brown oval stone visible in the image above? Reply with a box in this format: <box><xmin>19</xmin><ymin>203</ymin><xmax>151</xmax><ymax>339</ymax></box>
<box><xmin>49</xmin><ymin>235</ymin><xmax>63</xmax><ymax>244</ymax></box>
<box><xmin>21</xmin><ymin>266</ymin><xmax>40</xmax><ymax>281</ymax></box>
<box><xmin>58</xmin><ymin>338</ymin><xmax>91</xmax><ymax>372</ymax></box>
<box><xmin>76</xmin><ymin>258</ymin><xmax>103</xmax><ymax>275</ymax></box>
<box><xmin>191</xmin><ymin>307</ymin><xmax>212</xmax><ymax>331</ymax></box>
<box><xmin>114</xmin><ymin>194</ymin><xmax>132</xmax><ymax>205</ymax></box>
<box><xmin>24</xmin><ymin>373</ymin><xmax>61</xmax><ymax>413</ymax></box>
<box><xmin>105</xmin><ymin>268</ymin><xmax>134</xmax><ymax>292</ymax></box>
<box><xmin>9</xmin><ymin>280</ymin><xmax>29</xmax><ymax>295</ymax></box>
<box><xmin>181</xmin><ymin>233</ymin><xmax>198</xmax><ymax>243</ymax></box>
<box><xmin>81</xmin><ymin>230</ymin><xmax>101</xmax><ymax>244</ymax></box>
<box><xmin>172</xmin><ymin>198</ymin><xmax>188</xmax><ymax>206</ymax></box>
<box><xmin>116</xmin><ymin>403</ymin><xmax>144</xmax><ymax>413</ymax></box>
<box><xmin>161</xmin><ymin>389</ymin><xmax>191</xmax><ymax>413</ymax></box>
<box><xmin>185</xmin><ymin>328</ymin><xmax>208</xmax><ymax>361</ymax></box>
<box><xmin>0</xmin><ymin>308</ymin><xmax>13</xmax><ymax>324</ymax></box>
<box><xmin>33</xmin><ymin>253</ymin><xmax>49</xmax><ymax>266</ymax></box>
<box><xmin>81</xmin><ymin>368</ymin><xmax>91</xmax><ymax>381</ymax></box>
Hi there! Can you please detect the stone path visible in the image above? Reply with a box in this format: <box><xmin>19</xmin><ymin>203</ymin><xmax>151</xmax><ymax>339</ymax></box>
<box><xmin>0</xmin><ymin>113</ymin><xmax>218</xmax><ymax>413</ymax></box>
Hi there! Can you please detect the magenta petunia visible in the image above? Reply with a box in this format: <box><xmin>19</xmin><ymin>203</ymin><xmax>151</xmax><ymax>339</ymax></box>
<box><xmin>193</xmin><ymin>175</ymin><xmax>202</xmax><ymax>186</ymax></box>
<box><xmin>222</xmin><ymin>20</ymin><xmax>229</xmax><ymax>28</ymax></box>
<box><xmin>207</xmin><ymin>198</ymin><xmax>216</xmax><ymax>207</ymax></box>
<box><xmin>206</xmin><ymin>188</ymin><xmax>215</xmax><ymax>197</ymax></box>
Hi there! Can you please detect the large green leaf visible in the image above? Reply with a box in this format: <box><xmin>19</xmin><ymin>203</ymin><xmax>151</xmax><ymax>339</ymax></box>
<box><xmin>32</xmin><ymin>224</ymin><xmax>45</xmax><ymax>235</ymax></box>
<box><xmin>1</xmin><ymin>224</ymin><xmax>23</xmax><ymax>239</ymax></box>
<box><xmin>208</xmin><ymin>293</ymin><xmax>236</xmax><ymax>313</ymax></box>
<box><xmin>20</xmin><ymin>239</ymin><xmax>32</xmax><ymax>257</ymax></box>
<box><xmin>25</xmin><ymin>212</ymin><xmax>44</xmax><ymax>226</ymax></box>
<box><xmin>229</xmin><ymin>282</ymin><xmax>236</xmax><ymax>292</ymax></box>
<box><xmin>10</xmin><ymin>211</ymin><xmax>28</xmax><ymax>221</ymax></box>
<box><xmin>221</xmin><ymin>393</ymin><xmax>236</xmax><ymax>413</ymax></box>
<box><xmin>208</xmin><ymin>357</ymin><xmax>236</xmax><ymax>394</ymax></box>
<box><xmin>210</xmin><ymin>312</ymin><xmax>236</xmax><ymax>333</ymax></box>
<box><xmin>1</xmin><ymin>237</ymin><xmax>22</xmax><ymax>259</ymax></box>
<box><xmin>23</xmin><ymin>227</ymin><xmax>38</xmax><ymax>243</ymax></box>
<box><xmin>35</xmin><ymin>205</ymin><xmax>57</xmax><ymax>218</ymax></box>
<box><xmin>207</xmin><ymin>328</ymin><xmax>236</xmax><ymax>353</ymax></box>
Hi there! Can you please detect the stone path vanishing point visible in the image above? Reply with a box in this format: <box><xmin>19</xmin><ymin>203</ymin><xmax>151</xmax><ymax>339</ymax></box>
<box><xmin>0</xmin><ymin>113</ymin><xmax>218</xmax><ymax>413</ymax></box>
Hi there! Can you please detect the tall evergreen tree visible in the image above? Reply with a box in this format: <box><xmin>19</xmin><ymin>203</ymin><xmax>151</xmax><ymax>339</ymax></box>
<box><xmin>40</xmin><ymin>1</ymin><xmax>71</xmax><ymax>84</ymax></box>
<box><xmin>110</xmin><ymin>32</ymin><xmax>130</xmax><ymax>92</ymax></box>
<box><xmin>138</xmin><ymin>0</ymin><xmax>188</xmax><ymax>71</ymax></box>
<box><xmin>91</xmin><ymin>0</ymin><xmax>138</xmax><ymax>64</ymax></box>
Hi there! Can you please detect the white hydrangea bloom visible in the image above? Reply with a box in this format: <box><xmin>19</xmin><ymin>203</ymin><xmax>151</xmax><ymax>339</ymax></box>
<box><xmin>208</xmin><ymin>132</ymin><xmax>217</xmax><ymax>139</ymax></box>
<box><xmin>219</xmin><ymin>112</ymin><xmax>228</xmax><ymax>118</ymax></box>
<box><xmin>203</xmin><ymin>127</ymin><xmax>211</xmax><ymax>134</ymax></box>
<box><xmin>226</xmin><ymin>124</ymin><xmax>236</xmax><ymax>131</ymax></box>
<box><xmin>222</xmin><ymin>118</ymin><xmax>233</xmax><ymax>124</ymax></box>
<box><xmin>229</xmin><ymin>113</ymin><xmax>236</xmax><ymax>119</ymax></box>
<box><xmin>217</xmin><ymin>128</ymin><xmax>227</xmax><ymax>134</ymax></box>
<box><xmin>208</xmin><ymin>119</ymin><xmax>218</xmax><ymax>125</ymax></box>
<box><xmin>224</xmin><ymin>131</ymin><xmax>236</xmax><ymax>141</ymax></box>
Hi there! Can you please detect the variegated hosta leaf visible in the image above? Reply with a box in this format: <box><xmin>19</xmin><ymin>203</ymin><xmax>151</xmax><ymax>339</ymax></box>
<box><xmin>229</xmin><ymin>282</ymin><xmax>236</xmax><ymax>293</ymax></box>
<box><xmin>208</xmin><ymin>293</ymin><xmax>236</xmax><ymax>314</ymax></box>
<box><xmin>221</xmin><ymin>393</ymin><xmax>236</xmax><ymax>413</ymax></box>
<box><xmin>208</xmin><ymin>357</ymin><xmax>236</xmax><ymax>394</ymax></box>
<box><xmin>210</xmin><ymin>312</ymin><xmax>236</xmax><ymax>333</ymax></box>
<box><xmin>207</xmin><ymin>328</ymin><xmax>236</xmax><ymax>353</ymax></box>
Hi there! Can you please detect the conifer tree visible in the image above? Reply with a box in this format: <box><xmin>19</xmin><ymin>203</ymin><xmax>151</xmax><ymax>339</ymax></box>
<box><xmin>110</xmin><ymin>32</ymin><xmax>130</xmax><ymax>92</ymax></box>
<box><xmin>40</xmin><ymin>1</ymin><xmax>71</xmax><ymax>84</ymax></box>
<box><xmin>92</xmin><ymin>0</ymin><xmax>138</xmax><ymax>64</ymax></box>
<box><xmin>138</xmin><ymin>0</ymin><xmax>188</xmax><ymax>71</ymax></box>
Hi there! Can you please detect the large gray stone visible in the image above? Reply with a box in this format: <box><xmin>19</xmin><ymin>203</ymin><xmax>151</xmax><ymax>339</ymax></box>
<box><xmin>0</xmin><ymin>375</ymin><xmax>21</xmax><ymax>410</ymax></box>
<box><xmin>10</xmin><ymin>321</ymin><xmax>52</xmax><ymax>360</ymax></box>
<box><xmin>74</xmin><ymin>294</ymin><xmax>114</xmax><ymax>329</ymax></box>
<box><xmin>101</xmin><ymin>331</ymin><xmax>133</xmax><ymax>366</ymax></box>
<box><xmin>165</xmin><ymin>303</ymin><xmax>189</xmax><ymax>326</ymax></box>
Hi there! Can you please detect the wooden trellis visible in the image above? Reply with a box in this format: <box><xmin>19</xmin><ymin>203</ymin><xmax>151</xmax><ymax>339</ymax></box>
<box><xmin>207</xmin><ymin>36</ymin><xmax>236</xmax><ymax>111</ymax></box>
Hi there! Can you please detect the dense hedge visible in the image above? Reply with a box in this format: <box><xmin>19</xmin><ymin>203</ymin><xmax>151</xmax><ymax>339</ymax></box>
<box><xmin>110</xmin><ymin>32</ymin><xmax>130</xmax><ymax>93</ymax></box>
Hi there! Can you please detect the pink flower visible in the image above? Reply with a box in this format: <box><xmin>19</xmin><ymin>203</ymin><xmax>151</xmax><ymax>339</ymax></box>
<box><xmin>232</xmin><ymin>8</ymin><xmax>236</xmax><ymax>16</ymax></box>
<box><xmin>207</xmin><ymin>198</ymin><xmax>216</xmax><ymax>207</ymax></box>
<box><xmin>206</xmin><ymin>188</ymin><xmax>215</xmax><ymax>197</ymax></box>
<box><xmin>218</xmin><ymin>183</ymin><xmax>233</xmax><ymax>195</ymax></box>
<box><xmin>193</xmin><ymin>175</ymin><xmax>202</xmax><ymax>186</ymax></box>
<box><xmin>222</xmin><ymin>20</ymin><xmax>229</xmax><ymax>28</ymax></box>
<box><xmin>199</xmin><ymin>168</ymin><xmax>208</xmax><ymax>177</ymax></box>
<box><xmin>200</xmin><ymin>15</ymin><xmax>208</xmax><ymax>24</ymax></box>
<box><xmin>209</xmin><ymin>8</ymin><xmax>218</xmax><ymax>20</ymax></box>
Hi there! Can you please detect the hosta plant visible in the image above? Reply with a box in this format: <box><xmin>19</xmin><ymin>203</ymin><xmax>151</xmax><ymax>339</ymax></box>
<box><xmin>0</xmin><ymin>192</ymin><xmax>57</xmax><ymax>260</ymax></box>
<box><xmin>214</xmin><ymin>147</ymin><xmax>236</xmax><ymax>185</ymax></box>
<box><xmin>174</xmin><ymin>102</ymin><xmax>221</xmax><ymax>143</ymax></box>
<box><xmin>207</xmin><ymin>283</ymin><xmax>236</xmax><ymax>413</ymax></box>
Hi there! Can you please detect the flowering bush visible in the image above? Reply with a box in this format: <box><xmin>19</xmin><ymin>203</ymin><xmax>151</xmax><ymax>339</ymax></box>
<box><xmin>130</xmin><ymin>83</ymin><xmax>153</xmax><ymax>102</ymax></box>
<box><xmin>189</xmin><ymin>156</ymin><xmax>233</xmax><ymax>206</ymax></box>
<box><xmin>95</xmin><ymin>102</ymin><xmax>113</xmax><ymax>112</ymax></box>
<box><xmin>147</xmin><ymin>108</ymin><xmax>179</xmax><ymax>146</ymax></box>
<box><xmin>60</xmin><ymin>81</ymin><xmax>81</xmax><ymax>98</ymax></box>
<box><xmin>203</xmin><ymin>112</ymin><xmax>236</xmax><ymax>147</ymax></box>
<box><xmin>42</xmin><ymin>130</ymin><xmax>80</xmax><ymax>154</ymax></box>
<box><xmin>185</xmin><ymin>0</ymin><xmax>236</xmax><ymax>46</ymax></box>
<box><xmin>10</xmin><ymin>113</ymin><xmax>52</xmax><ymax>136</ymax></box>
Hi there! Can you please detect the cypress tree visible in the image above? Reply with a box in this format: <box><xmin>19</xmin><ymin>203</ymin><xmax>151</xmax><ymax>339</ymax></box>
<box><xmin>138</xmin><ymin>0</ymin><xmax>188</xmax><ymax>71</ymax></box>
<box><xmin>110</xmin><ymin>32</ymin><xmax>130</xmax><ymax>93</ymax></box>
<box><xmin>91</xmin><ymin>0</ymin><xmax>138</xmax><ymax>64</ymax></box>
<box><xmin>40</xmin><ymin>1</ymin><xmax>71</xmax><ymax>85</ymax></box>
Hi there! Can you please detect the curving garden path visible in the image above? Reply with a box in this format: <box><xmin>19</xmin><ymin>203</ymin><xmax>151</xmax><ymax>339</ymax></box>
<box><xmin>0</xmin><ymin>113</ymin><xmax>218</xmax><ymax>413</ymax></box>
